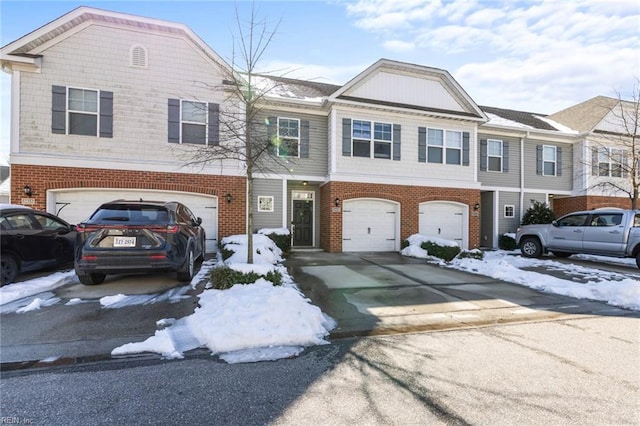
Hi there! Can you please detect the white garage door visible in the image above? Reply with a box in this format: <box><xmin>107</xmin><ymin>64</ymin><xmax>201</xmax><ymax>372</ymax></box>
<box><xmin>419</xmin><ymin>201</ymin><xmax>466</xmax><ymax>248</ymax></box>
<box><xmin>48</xmin><ymin>189</ymin><xmax>218</xmax><ymax>253</ymax></box>
<box><xmin>343</xmin><ymin>199</ymin><xmax>398</xmax><ymax>252</ymax></box>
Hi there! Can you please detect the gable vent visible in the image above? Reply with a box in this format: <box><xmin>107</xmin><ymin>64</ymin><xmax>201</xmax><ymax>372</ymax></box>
<box><xmin>130</xmin><ymin>45</ymin><xmax>148</xmax><ymax>68</ymax></box>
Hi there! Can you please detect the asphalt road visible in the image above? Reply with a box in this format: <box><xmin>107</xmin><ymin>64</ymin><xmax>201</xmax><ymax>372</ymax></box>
<box><xmin>1</xmin><ymin>315</ymin><xmax>638</xmax><ymax>425</ymax></box>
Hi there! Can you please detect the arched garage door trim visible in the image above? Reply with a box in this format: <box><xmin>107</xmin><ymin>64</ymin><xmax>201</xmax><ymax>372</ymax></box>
<box><xmin>418</xmin><ymin>201</ymin><xmax>468</xmax><ymax>249</ymax></box>
<box><xmin>342</xmin><ymin>198</ymin><xmax>400</xmax><ymax>252</ymax></box>
<box><xmin>47</xmin><ymin>188</ymin><xmax>218</xmax><ymax>253</ymax></box>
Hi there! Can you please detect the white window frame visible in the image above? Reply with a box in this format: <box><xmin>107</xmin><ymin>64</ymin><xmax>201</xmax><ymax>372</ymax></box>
<box><xmin>351</xmin><ymin>119</ymin><xmax>393</xmax><ymax>159</ymax></box>
<box><xmin>277</xmin><ymin>117</ymin><xmax>300</xmax><ymax>158</ymax></box>
<box><xmin>542</xmin><ymin>145</ymin><xmax>557</xmax><ymax>176</ymax></box>
<box><xmin>257</xmin><ymin>196</ymin><xmax>274</xmax><ymax>212</ymax></box>
<box><xmin>427</xmin><ymin>128</ymin><xmax>463</xmax><ymax>165</ymax></box>
<box><xmin>67</xmin><ymin>86</ymin><xmax>99</xmax><ymax>137</ymax></box>
<box><xmin>487</xmin><ymin>139</ymin><xmax>503</xmax><ymax>172</ymax></box>
<box><xmin>504</xmin><ymin>205</ymin><xmax>515</xmax><ymax>218</ymax></box>
<box><xmin>180</xmin><ymin>100</ymin><xmax>207</xmax><ymax>145</ymax></box>
<box><xmin>598</xmin><ymin>147</ymin><xmax>626</xmax><ymax>178</ymax></box>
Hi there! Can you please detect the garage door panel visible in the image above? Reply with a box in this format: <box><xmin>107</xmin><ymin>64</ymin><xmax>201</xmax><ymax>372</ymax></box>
<box><xmin>343</xmin><ymin>199</ymin><xmax>398</xmax><ymax>252</ymax></box>
<box><xmin>50</xmin><ymin>189</ymin><xmax>218</xmax><ymax>253</ymax></box>
<box><xmin>419</xmin><ymin>202</ymin><xmax>465</xmax><ymax>248</ymax></box>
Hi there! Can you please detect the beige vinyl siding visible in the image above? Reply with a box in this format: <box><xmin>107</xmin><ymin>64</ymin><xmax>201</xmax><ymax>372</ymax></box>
<box><xmin>258</xmin><ymin>110</ymin><xmax>328</xmax><ymax>177</ymax></box>
<box><xmin>252</xmin><ymin>179</ymin><xmax>284</xmax><ymax>231</ymax></box>
<box><xmin>523</xmin><ymin>140</ymin><xmax>573</xmax><ymax>191</ymax></box>
<box><xmin>478</xmin><ymin>134</ymin><xmax>521</xmax><ymax>188</ymax></box>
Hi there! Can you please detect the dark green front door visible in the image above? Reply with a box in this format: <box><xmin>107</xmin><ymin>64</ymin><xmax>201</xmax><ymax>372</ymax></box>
<box><xmin>292</xmin><ymin>200</ymin><xmax>313</xmax><ymax>246</ymax></box>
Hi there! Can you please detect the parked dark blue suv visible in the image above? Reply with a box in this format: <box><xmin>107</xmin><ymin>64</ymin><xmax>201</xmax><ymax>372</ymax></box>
<box><xmin>74</xmin><ymin>200</ymin><xmax>205</xmax><ymax>285</ymax></box>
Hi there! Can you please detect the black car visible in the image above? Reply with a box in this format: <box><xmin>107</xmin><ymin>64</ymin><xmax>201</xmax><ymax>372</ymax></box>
<box><xmin>0</xmin><ymin>204</ymin><xmax>76</xmax><ymax>285</ymax></box>
<box><xmin>74</xmin><ymin>200</ymin><xmax>206</xmax><ymax>285</ymax></box>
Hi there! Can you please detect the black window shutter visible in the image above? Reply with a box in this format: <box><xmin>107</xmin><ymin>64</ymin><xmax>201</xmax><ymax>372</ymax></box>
<box><xmin>557</xmin><ymin>147</ymin><xmax>562</xmax><ymax>176</ymax></box>
<box><xmin>168</xmin><ymin>99</ymin><xmax>180</xmax><ymax>143</ymax></box>
<box><xmin>52</xmin><ymin>85</ymin><xmax>66</xmax><ymax>134</ymax></box>
<box><xmin>99</xmin><ymin>91</ymin><xmax>113</xmax><ymax>138</ymax></box>
<box><xmin>267</xmin><ymin>116</ymin><xmax>277</xmax><ymax>155</ymax></box>
<box><xmin>342</xmin><ymin>118</ymin><xmax>351</xmax><ymax>156</ymax></box>
<box><xmin>208</xmin><ymin>103</ymin><xmax>220</xmax><ymax>145</ymax></box>
<box><xmin>536</xmin><ymin>145</ymin><xmax>543</xmax><ymax>175</ymax></box>
<box><xmin>503</xmin><ymin>141</ymin><xmax>509</xmax><ymax>172</ymax></box>
<box><xmin>418</xmin><ymin>127</ymin><xmax>426</xmax><ymax>163</ymax></box>
<box><xmin>392</xmin><ymin>124</ymin><xmax>401</xmax><ymax>161</ymax></box>
<box><xmin>462</xmin><ymin>132</ymin><xmax>470</xmax><ymax>166</ymax></box>
<box><xmin>479</xmin><ymin>139</ymin><xmax>487</xmax><ymax>171</ymax></box>
<box><xmin>300</xmin><ymin>120</ymin><xmax>310</xmax><ymax>158</ymax></box>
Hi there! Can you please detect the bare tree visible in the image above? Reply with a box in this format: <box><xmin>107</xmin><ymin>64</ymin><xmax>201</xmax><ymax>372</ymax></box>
<box><xmin>588</xmin><ymin>79</ymin><xmax>640</xmax><ymax>209</ymax></box>
<box><xmin>177</xmin><ymin>3</ymin><xmax>293</xmax><ymax>263</ymax></box>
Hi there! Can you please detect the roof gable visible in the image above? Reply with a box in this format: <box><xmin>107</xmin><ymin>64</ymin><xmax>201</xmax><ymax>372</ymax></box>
<box><xmin>330</xmin><ymin>59</ymin><xmax>485</xmax><ymax>120</ymax></box>
<box><xmin>547</xmin><ymin>96</ymin><xmax>619</xmax><ymax>133</ymax></box>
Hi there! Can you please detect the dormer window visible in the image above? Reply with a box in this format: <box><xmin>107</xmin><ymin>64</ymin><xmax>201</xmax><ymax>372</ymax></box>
<box><xmin>130</xmin><ymin>45</ymin><xmax>148</xmax><ymax>68</ymax></box>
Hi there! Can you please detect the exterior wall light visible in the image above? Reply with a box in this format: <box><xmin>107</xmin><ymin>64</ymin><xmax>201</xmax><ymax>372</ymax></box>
<box><xmin>334</xmin><ymin>197</ymin><xmax>340</xmax><ymax>207</ymax></box>
<box><xmin>473</xmin><ymin>203</ymin><xmax>480</xmax><ymax>211</ymax></box>
<box><xmin>225</xmin><ymin>193</ymin><xmax>233</xmax><ymax>204</ymax></box>
<box><xmin>24</xmin><ymin>185</ymin><xmax>32</xmax><ymax>197</ymax></box>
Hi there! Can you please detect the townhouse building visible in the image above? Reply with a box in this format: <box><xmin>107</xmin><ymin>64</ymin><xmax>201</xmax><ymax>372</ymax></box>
<box><xmin>1</xmin><ymin>7</ymin><xmax>634</xmax><ymax>253</ymax></box>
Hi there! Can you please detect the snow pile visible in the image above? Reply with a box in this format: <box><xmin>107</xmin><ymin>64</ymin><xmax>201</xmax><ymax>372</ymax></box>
<box><xmin>0</xmin><ymin>270</ymin><xmax>76</xmax><ymax>309</ymax></box>
<box><xmin>112</xmin><ymin>233</ymin><xmax>335</xmax><ymax>362</ymax></box>
<box><xmin>401</xmin><ymin>234</ymin><xmax>640</xmax><ymax>311</ymax></box>
<box><xmin>257</xmin><ymin>227</ymin><xmax>290</xmax><ymax>236</ymax></box>
<box><xmin>399</xmin><ymin>233</ymin><xmax>458</xmax><ymax>260</ymax></box>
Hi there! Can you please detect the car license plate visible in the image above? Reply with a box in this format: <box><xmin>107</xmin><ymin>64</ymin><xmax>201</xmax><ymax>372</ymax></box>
<box><xmin>113</xmin><ymin>236</ymin><xmax>136</xmax><ymax>247</ymax></box>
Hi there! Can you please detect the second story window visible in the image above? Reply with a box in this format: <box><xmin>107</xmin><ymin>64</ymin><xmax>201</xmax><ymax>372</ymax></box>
<box><xmin>597</xmin><ymin>147</ymin><xmax>626</xmax><ymax>177</ymax></box>
<box><xmin>68</xmin><ymin>88</ymin><xmax>98</xmax><ymax>136</ymax></box>
<box><xmin>181</xmin><ymin>101</ymin><xmax>207</xmax><ymax>144</ymax></box>
<box><xmin>352</xmin><ymin>120</ymin><xmax>393</xmax><ymax>159</ymax></box>
<box><xmin>543</xmin><ymin>145</ymin><xmax>557</xmax><ymax>176</ymax></box>
<box><xmin>278</xmin><ymin>118</ymin><xmax>300</xmax><ymax>157</ymax></box>
<box><xmin>168</xmin><ymin>99</ymin><xmax>219</xmax><ymax>146</ymax></box>
<box><xmin>428</xmin><ymin>129</ymin><xmax>463</xmax><ymax>165</ymax></box>
<box><xmin>487</xmin><ymin>140</ymin><xmax>503</xmax><ymax>172</ymax></box>
<box><xmin>51</xmin><ymin>85</ymin><xmax>113</xmax><ymax>138</ymax></box>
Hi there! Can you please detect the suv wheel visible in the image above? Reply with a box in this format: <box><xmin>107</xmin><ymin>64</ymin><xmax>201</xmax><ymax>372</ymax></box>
<box><xmin>78</xmin><ymin>273</ymin><xmax>106</xmax><ymax>286</ymax></box>
<box><xmin>177</xmin><ymin>247</ymin><xmax>195</xmax><ymax>282</ymax></box>
<box><xmin>1</xmin><ymin>255</ymin><xmax>19</xmax><ymax>286</ymax></box>
<box><xmin>520</xmin><ymin>237</ymin><xmax>542</xmax><ymax>258</ymax></box>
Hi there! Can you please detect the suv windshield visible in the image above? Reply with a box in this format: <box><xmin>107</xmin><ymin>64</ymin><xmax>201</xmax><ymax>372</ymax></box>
<box><xmin>90</xmin><ymin>205</ymin><xmax>169</xmax><ymax>224</ymax></box>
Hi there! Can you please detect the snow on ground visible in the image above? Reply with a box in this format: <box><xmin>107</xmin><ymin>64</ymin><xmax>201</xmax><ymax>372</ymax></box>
<box><xmin>402</xmin><ymin>234</ymin><xmax>640</xmax><ymax>311</ymax></box>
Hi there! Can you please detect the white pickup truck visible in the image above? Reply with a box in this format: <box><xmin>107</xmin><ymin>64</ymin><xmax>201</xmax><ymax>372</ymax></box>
<box><xmin>515</xmin><ymin>209</ymin><xmax>640</xmax><ymax>268</ymax></box>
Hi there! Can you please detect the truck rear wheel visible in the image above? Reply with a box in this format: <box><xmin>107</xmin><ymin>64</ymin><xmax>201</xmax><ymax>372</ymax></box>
<box><xmin>636</xmin><ymin>252</ymin><xmax>640</xmax><ymax>269</ymax></box>
<box><xmin>520</xmin><ymin>237</ymin><xmax>542</xmax><ymax>258</ymax></box>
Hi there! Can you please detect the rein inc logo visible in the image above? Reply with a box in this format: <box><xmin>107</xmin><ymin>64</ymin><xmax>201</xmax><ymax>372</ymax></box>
<box><xmin>1</xmin><ymin>418</ymin><xmax>34</xmax><ymax>424</ymax></box>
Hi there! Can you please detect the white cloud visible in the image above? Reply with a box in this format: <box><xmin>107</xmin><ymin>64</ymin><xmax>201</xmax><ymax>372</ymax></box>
<box><xmin>383</xmin><ymin>39</ymin><xmax>415</xmax><ymax>53</ymax></box>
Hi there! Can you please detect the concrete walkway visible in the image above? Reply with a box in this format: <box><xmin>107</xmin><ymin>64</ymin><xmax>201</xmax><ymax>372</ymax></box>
<box><xmin>286</xmin><ymin>251</ymin><xmax>633</xmax><ymax>338</ymax></box>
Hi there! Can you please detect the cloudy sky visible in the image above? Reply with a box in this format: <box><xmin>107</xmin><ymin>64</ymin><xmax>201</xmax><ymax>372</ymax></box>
<box><xmin>1</xmin><ymin>0</ymin><xmax>639</xmax><ymax>158</ymax></box>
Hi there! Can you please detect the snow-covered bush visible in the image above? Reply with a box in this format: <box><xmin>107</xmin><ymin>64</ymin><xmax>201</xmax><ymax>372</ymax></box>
<box><xmin>258</xmin><ymin>228</ymin><xmax>291</xmax><ymax>255</ymax></box>
<box><xmin>421</xmin><ymin>240</ymin><xmax>461</xmax><ymax>261</ymax></box>
<box><xmin>498</xmin><ymin>234</ymin><xmax>517</xmax><ymax>250</ymax></box>
<box><xmin>456</xmin><ymin>249</ymin><xmax>484</xmax><ymax>260</ymax></box>
<box><xmin>209</xmin><ymin>266</ymin><xmax>282</xmax><ymax>289</ymax></box>
<box><xmin>400</xmin><ymin>234</ymin><xmax>461</xmax><ymax>261</ymax></box>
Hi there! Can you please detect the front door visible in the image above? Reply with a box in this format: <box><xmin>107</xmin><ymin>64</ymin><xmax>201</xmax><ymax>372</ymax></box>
<box><xmin>292</xmin><ymin>200</ymin><xmax>313</xmax><ymax>246</ymax></box>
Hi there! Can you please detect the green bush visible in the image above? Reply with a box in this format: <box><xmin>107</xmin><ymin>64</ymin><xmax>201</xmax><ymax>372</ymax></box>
<box><xmin>264</xmin><ymin>232</ymin><xmax>291</xmax><ymax>255</ymax></box>
<box><xmin>401</xmin><ymin>239</ymin><xmax>410</xmax><ymax>250</ymax></box>
<box><xmin>209</xmin><ymin>266</ymin><xmax>283</xmax><ymax>290</ymax></box>
<box><xmin>521</xmin><ymin>200</ymin><xmax>555</xmax><ymax>225</ymax></box>
<box><xmin>456</xmin><ymin>249</ymin><xmax>484</xmax><ymax>260</ymax></box>
<box><xmin>498</xmin><ymin>234</ymin><xmax>517</xmax><ymax>250</ymax></box>
<box><xmin>420</xmin><ymin>241</ymin><xmax>461</xmax><ymax>262</ymax></box>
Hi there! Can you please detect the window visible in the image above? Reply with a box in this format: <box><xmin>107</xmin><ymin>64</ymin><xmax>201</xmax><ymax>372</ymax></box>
<box><xmin>52</xmin><ymin>85</ymin><xmax>113</xmax><ymax>138</ymax></box>
<box><xmin>543</xmin><ymin>145</ymin><xmax>557</xmax><ymax>176</ymax></box>
<box><xmin>181</xmin><ymin>100</ymin><xmax>207</xmax><ymax>145</ymax></box>
<box><xmin>557</xmin><ymin>214</ymin><xmax>588</xmax><ymax>227</ymax></box>
<box><xmin>68</xmin><ymin>88</ymin><xmax>98</xmax><ymax>136</ymax></box>
<box><xmin>258</xmin><ymin>196</ymin><xmax>274</xmax><ymax>212</ymax></box>
<box><xmin>504</xmin><ymin>205</ymin><xmax>515</xmax><ymax>218</ymax></box>
<box><xmin>598</xmin><ymin>147</ymin><xmax>626</xmax><ymax>177</ymax></box>
<box><xmin>487</xmin><ymin>140</ymin><xmax>503</xmax><ymax>172</ymax></box>
<box><xmin>34</xmin><ymin>214</ymin><xmax>68</xmax><ymax>231</ymax></box>
<box><xmin>589</xmin><ymin>213</ymin><xmax>623</xmax><ymax>227</ymax></box>
<box><xmin>428</xmin><ymin>129</ymin><xmax>463</xmax><ymax>164</ymax></box>
<box><xmin>277</xmin><ymin>118</ymin><xmax>300</xmax><ymax>157</ymax></box>
<box><xmin>351</xmin><ymin>120</ymin><xmax>392</xmax><ymax>159</ymax></box>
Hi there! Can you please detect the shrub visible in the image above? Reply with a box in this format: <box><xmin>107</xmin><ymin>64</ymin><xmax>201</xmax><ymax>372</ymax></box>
<box><xmin>521</xmin><ymin>200</ymin><xmax>555</xmax><ymax>225</ymax></box>
<box><xmin>264</xmin><ymin>232</ymin><xmax>291</xmax><ymax>255</ymax></box>
<box><xmin>209</xmin><ymin>266</ymin><xmax>283</xmax><ymax>290</ymax></box>
<box><xmin>420</xmin><ymin>241</ymin><xmax>461</xmax><ymax>262</ymax></box>
<box><xmin>456</xmin><ymin>249</ymin><xmax>484</xmax><ymax>260</ymax></box>
<box><xmin>498</xmin><ymin>234</ymin><xmax>517</xmax><ymax>250</ymax></box>
<box><xmin>401</xmin><ymin>239</ymin><xmax>410</xmax><ymax>250</ymax></box>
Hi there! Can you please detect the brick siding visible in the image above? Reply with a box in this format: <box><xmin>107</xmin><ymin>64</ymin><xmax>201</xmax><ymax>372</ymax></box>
<box><xmin>553</xmin><ymin>195</ymin><xmax>633</xmax><ymax>217</ymax></box>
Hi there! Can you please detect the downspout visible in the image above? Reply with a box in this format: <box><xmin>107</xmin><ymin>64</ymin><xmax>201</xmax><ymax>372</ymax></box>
<box><xmin>519</xmin><ymin>134</ymin><xmax>526</xmax><ymax>220</ymax></box>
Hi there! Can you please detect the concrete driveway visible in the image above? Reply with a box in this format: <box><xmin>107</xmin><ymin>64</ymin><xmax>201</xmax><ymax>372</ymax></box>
<box><xmin>286</xmin><ymin>251</ymin><xmax>636</xmax><ymax>338</ymax></box>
